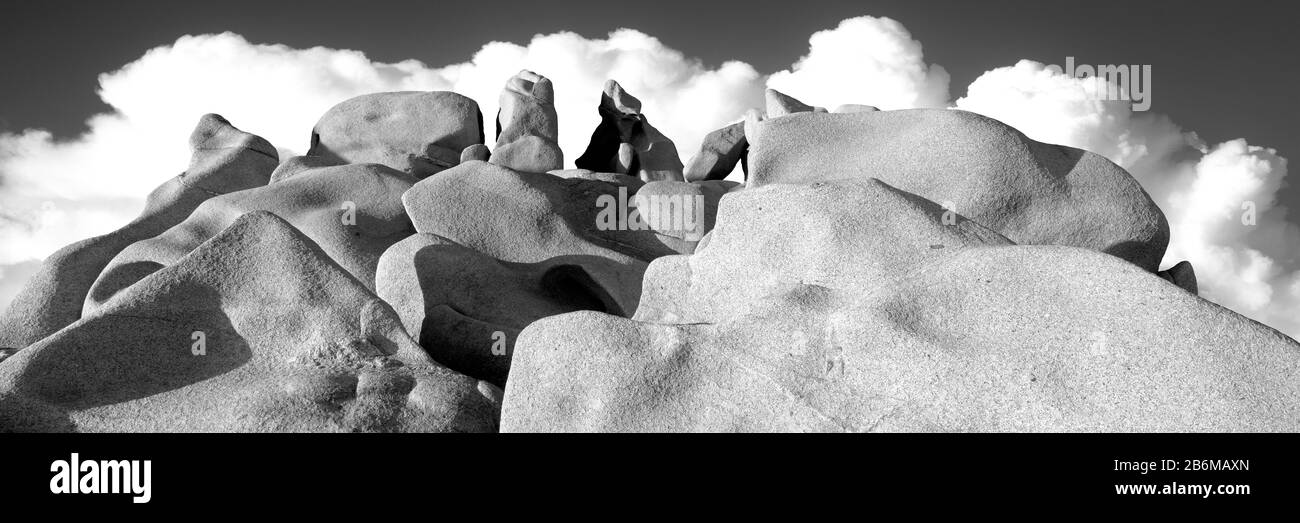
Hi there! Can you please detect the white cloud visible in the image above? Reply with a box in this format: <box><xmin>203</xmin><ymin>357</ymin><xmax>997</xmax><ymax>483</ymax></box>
<box><xmin>1</xmin><ymin>18</ymin><xmax>1295</xmax><ymax>342</ymax></box>
<box><xmin>956</xmin><ymin>60</ymin><xmax>1299</xmax><ymax>339</ymax></box>
<box><xmin>767</xmin><ymin>16</ymin><xmax>950</xmax><ymax>109</ymax></box>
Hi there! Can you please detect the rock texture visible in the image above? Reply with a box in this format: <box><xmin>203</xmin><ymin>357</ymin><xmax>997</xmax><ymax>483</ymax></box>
<box><xmin>491</xmin><ymin>70</ymin><xmax>563</xmax><ymax>173</ymax></box>
<box><xmin>683</xmin><ymin>122</ymin><xmax>746</xmax><ymax>182</ymax></box>
<box><xmin>501</xmin><ymin>180</ymin><xmax>1300</xmax><ymax>432</ymax></box>
<box><xmin>305</xmin><ymin>91</ymin><xmax>483</xmax><ymax>179</ymax></box>
<box><xmin>575</xmin><ymin>80</ymin><xmax>685</xmax><ymax>182</ymax></box>
<box><xmin>402</xmin><ymin>160</ymin><xmax>703</xmax><ymax>263</ymax></box>
<box><xmin>86</xmin><ymin>163</ymin><xmax>416</xmax><ymax>312</ymax></box>
<box><xmin>1158</xmin><ymin>260</ymin><xmax>1199</xmax><ymax>294</ymax></box>
<box><xmin>375</xmin><ymin>233</ymin><xmax>641</xmax><ymax>386</ymax></box>
<box><xmin>746</xmin><ymin>108</ymin><xmax>1170</xmax><ymax>271</ymax></box>
<box><xmin>1</xmin><ymin>77</ymin><xmax>1289</xmax><ymax>434</ymax></box>
<box><xmin>0</xmin><ymin>114</ymin><xmax>277</xmax><ymax>349</ymax></box>
<box><xmin>834</xmin><ymin>104</ymin><xmax>879</xmax><ymax>113</ymax></box>
<box><xmin>0</xmin><ymin>213</ymin><xmax>498</xmax><ymax>432</ymax></box>
<box><xmin>765</xmin><ymin>88</ymin><xmax>817</xmax><ymax>117</ymax></box>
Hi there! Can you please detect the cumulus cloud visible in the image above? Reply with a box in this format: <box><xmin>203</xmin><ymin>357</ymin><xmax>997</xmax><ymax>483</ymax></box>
<box><xmin>767</xmin><ymin>16</ymin><xmax>950</xmax><ymax>110</ymax></box>
<box><xmin>956</xmin><ymin>60</ymin><xmax>1299</xmax><ymax>338</ymax></box>
<box><xmin>1</xmin><ymin>16</ymin><xmax>1295</xmax><ymax>341</ymax></box>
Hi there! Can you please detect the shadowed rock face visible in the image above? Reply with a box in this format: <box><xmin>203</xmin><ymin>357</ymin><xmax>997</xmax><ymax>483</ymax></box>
<box><xmin>746</xmin><ymin>108</ymin><xmax>1171</xmax><ymax>272</ymax></box>
<box><xmin>0</xmin><ymin>114</ymin><xmax>278</xmax><ymax>350</ymax></box>
<box><xmin>501</xmin><ymin>179</ymin><xmax>1300</xmax><ymax>432</ymax></box>
<box><xmin>375</xmin><ymin>233</ymin><xmax>642</xmax><ymax>386</ymax></box>
<box><xmin>575</xmin><ymin>80</ymin><xmax>685</xmax><ymax>182</ymax></box>
<box><xmin>1158</xmin><ymin>260</ymin><xmax>1199</xmax><ymax>294</ymax></box>
<box><xmin>0</xmin><ymin>213</ymin><xmax>498</xmax><ymax>432</ymax></box>
<box><xmin>306</xmin><ymin>91</ymin><xmax>484</xmax><ymax>179</ymax></box>
<box><xmin>85</xmin><ymin>163</ymin><xmax>417</xmax><ymax>314</ymax></box>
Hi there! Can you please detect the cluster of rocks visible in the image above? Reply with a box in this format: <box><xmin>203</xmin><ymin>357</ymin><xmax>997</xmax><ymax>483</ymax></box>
<box><xmin>1</xmin><ymin>70</ymin><xmax>1296</xmax><ymax>432</ymax></box>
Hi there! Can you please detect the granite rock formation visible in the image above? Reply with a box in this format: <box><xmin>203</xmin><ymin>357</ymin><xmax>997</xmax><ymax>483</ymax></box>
<box><xmin>2</xmin><ymin>70</ymin><xmax>1291</xmax><ymax>434</ymax></box>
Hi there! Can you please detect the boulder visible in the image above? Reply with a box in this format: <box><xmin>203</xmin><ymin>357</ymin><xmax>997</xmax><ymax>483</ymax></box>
<box><xmin>269</xmin><ymin>155</ymin><xmax>340</xmax><ymax>184</ymax></box>
<box><xmin>548</xmin><ymin>168</ymin><xmax>645</xmax><ymax>192</ymax></box>
<box><xmin>402</xmin><ymin>160</ymin><xmax>698</xmax><ymax>263</ymax></box>
<box><xmin>306</xmin><ymin>91</ymin><xmax>483</xmax><ymax>179</ymax></box>
<box><xmin>0</xmin><ymin>114</ymin><xmax>277</xmax><ymax>349</ymax></box>
<box><xmin>634</xmin><ymin>178</ymin><xmax>1012</xmax><ymax>325</ymax></box>
<box><xmin>86</xmin><ymin>163</ymin><xmax>415</xmax><ymax>313</ymax></box>
<box><xmin>834</xmin><ymin>104</ymin><xmax>879</xmax><ymax>113</ymax></box>
<box><xmin>501</xmin><ymin>179</ymin><xmax>1300</xmax><ymax>432</ymax></box>
<box><xmin>765</xmin><ymin>88</ymin><xmax>815</xmax><ymax>117</ymax></box>
<box><xmin>683</xmin><ymin>122</ymin><xmax>747</xmax><ymax>182</ymax></box>
<box><xmin>0</xmin><ymin>212</ymin><xmax>498</xmax><ymax>432</ymax></box>
<box><xmin>375</xmin><ymin>234</ymin><xmax>642</xmax><ymax>386</ymax></box>
<box><xmin>491</xmin><ymin>70</ymin><xmax>563</xmax><ymax>173</ymax></box>
<box><xmin>633</xmin><ymin>180</ymin><xmax>740</xmax><ymax>243</ymax></box>
<box><xmin>461</xmin><ymin>144</ymin><xmax>491</xmax><ymax>163</ymax></box>
<box><xmin>1159</xmin><ymin>260</ymin><xmax>1198</xmax><ymax>294</ymax></box>
<box><xmin>574</xmin><ymin>80</ymin><xmax>685</xmax><ymax>182</ymax></box>
<box><xmin>747</xmin><ymin>108</ymin><xmax>1170</xmax><ymax>271</ymax></box>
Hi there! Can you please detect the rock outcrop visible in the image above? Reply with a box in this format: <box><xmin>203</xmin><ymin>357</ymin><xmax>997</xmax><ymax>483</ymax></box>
<box><xmin>85</xmin><ymin>163</ymin><xmax>416</xmax><ymax>313</ymax></box>
<box><xmin>575</xmin><ymin>80</ymin><xmax>685</xmax><ymax>182</ymax></box>
<box><xmin>375</xmin><ymin>233</ymin><xmax>640</xmax><ymax>386</ymax></box>
<box><xmin>500</xmin><ymin>179</ymin><xmax>1300</xmax><ymax>432</ymax></box>
<box><xmin>683</xmin><ymin>122</ymin><xmax>746</xmax><ymax>182</ymax></box>
<box><xmin>0</xmin><ymin>114</ymin><xmax>277</xmax><ymax>349</ymax></box>
<box><xmin>0</xmin><ymin>213</ymin><xmax>498</xmax><ymax>432</ymax></box>
<box><xmin>1158</xmin><ymin>260</ymin><xmax>1199</xmax><ymax>294</ymax></box>
<box><xmin>305</xmin><ymin>91</ymin><xmax>483</xmax><ymax>179</ymax></box>
<box><xmin>0</xmin><ymin>74</ymin><xmax>1287</xmax><ymax>434</ymax></box>
<box><xmin>401</xmin><ymin>160</ymin><xmax>703</xmax><ymax>264</ymax></box>
<box><xmin>491</xmin><ymin>70</ymin><xmax>563</xmax><ymax>173</ymax></box>
<box><xmin>746</xmin><ymin>108</ymin><xmax>1170</xmax><ymax>271</ymax></box>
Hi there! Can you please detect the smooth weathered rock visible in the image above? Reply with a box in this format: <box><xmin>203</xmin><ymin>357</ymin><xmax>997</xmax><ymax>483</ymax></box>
<box><xmin>269</xmin><ymin>155</ymin><xmax>341</xmax><ymax>184</ymax></box>
<box><xmin>491</xmin><ymin>70</ymin><xmax>563</xmax><ymax>173</ymax></box>
<box><xmin>765</xmin><ymin>88</ymin><xmax>815</xmax><ymax>117</ymax></box>
<box><xmin>1159</xmin><ymin>260</ymin><xmax>1198</xmax><ymax>294</ymax></box>
<box><xmin>575</xmin><ymin>80</ymin><xmax>685</xmax><ymax>182</ymax></box>
<box><xmin>634</xmin><ymin>178</ymin><xmax>1012</xmax><ymax>325</ymax></box>
<box><xmin>501</xmin><ymin>179</ymin><xmax>1300</xmax><ymax>432</ymax></box>
<box><xmin>0</xmin><ymin>212</ymin><xmax>498</xmax><ymax>432</ymax></box>
<box><xmin>306</xmin><ymin>91</ymin><xmax>483</xmax><ymax>179</ymax></box>
<box><xmin>402</xmin><ymin>160</ymin><xmax>695</xmax><ymax>263</ymax></box>
<box><xmin>0</xmin><ymin>114</ymin><xmax>277</xmax><ymax>350</ymax></box>
<box><xmin>86</xmin><ymin>163</ymin><xmax>416</xmax><ymax>313</ymax></box>
<box><xmin>683</xmin><ymin>122</ymin><xmax>747</xmax><ymax>182</ymax></box>
<box><xmin>747</xmin><ymin>108</ymin><xmax>1170</xmax><ymax>271</ymax></box>
<box><xmin>548</xmin><ymin>168</ymin><xmax>645</xmax><ymax>192</ymax></box>
<box><xmin>461</xmin><ymin>144</ymin><xmax>491</xmax><ymax>164</ymax></box>
<box><xmin>375</xmin><ymin>234</ymin><xmax>642</xmax><ymax>386</ymax></box>
<box><xmin>633</xmin><ymin>180</ymin><xmax>740</xmax><ymax>243</ymax></box>
<box><xmin>742</xmin><ymin>109</ymin><xmax>764</xmax><ymax>151</ymax></box>
<box><xmin>834</xmin><ymin>104</ymin><xmax>879</xmax><ymax>113</ymax></box>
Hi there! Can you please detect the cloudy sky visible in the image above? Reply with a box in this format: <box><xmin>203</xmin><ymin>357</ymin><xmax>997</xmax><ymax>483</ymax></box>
<box><xmin>1</xmin><ymin>0</ymin><xmax>1296</xmax><ymax>338</ymax></box>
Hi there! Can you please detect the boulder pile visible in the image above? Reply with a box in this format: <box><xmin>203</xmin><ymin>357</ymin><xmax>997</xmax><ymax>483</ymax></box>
<box><xmin>1</xmin><ymin>74</ymin><xmax>1294</xmax><ymax>432</ymax></box>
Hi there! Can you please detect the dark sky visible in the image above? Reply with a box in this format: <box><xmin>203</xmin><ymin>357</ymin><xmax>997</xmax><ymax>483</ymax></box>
<box><xmin>1</xmin><ymin>0</ymin><xmax>1296</xmax><ymax>205</ymax></box>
